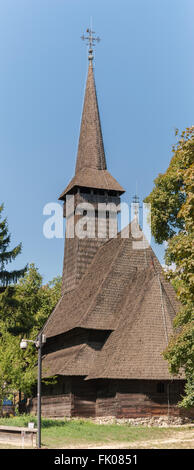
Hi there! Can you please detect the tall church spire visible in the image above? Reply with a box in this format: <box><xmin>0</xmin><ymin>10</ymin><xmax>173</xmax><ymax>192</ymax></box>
<box><xmin>75</xmin><ymin>59</ymin><xmax>107</xmax><ymax>173</ymax></box>
<box><xmin>59</xmin><ymin>28</ymin><xmax>124</xmax><ymax>200</ymax></box>
<box><xmin>76</xmin><ymin>28</ymin><xmax>106</xmax><ymax>173</ymax></box>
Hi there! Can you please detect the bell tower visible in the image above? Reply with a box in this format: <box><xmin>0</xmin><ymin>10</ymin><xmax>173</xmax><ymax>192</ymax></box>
<box><xmin>59</xmin><ymin>29</ymin><xmax>125</xmax><ymax>294</ymax></box>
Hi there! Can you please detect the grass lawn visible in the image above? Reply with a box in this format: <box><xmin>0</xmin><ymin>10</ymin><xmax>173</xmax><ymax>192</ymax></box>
<box><xmin>0</xmin><ymin>415</ymin><xmax>193</xmax><ymax>449</ymax></box>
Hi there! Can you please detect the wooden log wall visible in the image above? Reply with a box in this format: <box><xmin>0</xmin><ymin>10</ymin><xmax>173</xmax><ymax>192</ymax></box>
<box><xmin>96</xmin><ymin>379</ymin><xmax>193</xmax><ymax>419</ymax></box>
<box><xmin>30</xmin><ymin>394</ymin><xmax>72</xmax><ymax>418</ymax></box>
<box><xmin>71</xmin><ymin>377</ymin><xmax>96</xmax><ymax>418</ymax></box>
<box><xmin>29</xmin><ymin>377</ymin><xmax>194</xmax><ymax>419</ymax></box>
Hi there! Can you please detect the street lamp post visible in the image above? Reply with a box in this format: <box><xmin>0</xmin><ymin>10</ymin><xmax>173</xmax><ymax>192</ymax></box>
<box><xmin>37</xmin><ymin>333</ymin><xmax>42</xmax><ymax>449</ymax></box>
<box><xmin>20</xmin><ymin>333</ymin><xmax>46</xmax><ymax>449</ymax></box>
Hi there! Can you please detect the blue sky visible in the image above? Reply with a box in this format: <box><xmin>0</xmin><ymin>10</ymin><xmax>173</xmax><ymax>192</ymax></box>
<box><xmin>0</xmin><ymin>0</ymin><xmax>194</xmax><ymax>283</ymax></box>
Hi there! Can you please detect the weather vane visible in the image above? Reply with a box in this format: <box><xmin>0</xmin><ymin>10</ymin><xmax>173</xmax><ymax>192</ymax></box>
<box><xmin>81</xmin><ymin>28</ymin><xmax>100</xmax><ymax>61</ymax></box>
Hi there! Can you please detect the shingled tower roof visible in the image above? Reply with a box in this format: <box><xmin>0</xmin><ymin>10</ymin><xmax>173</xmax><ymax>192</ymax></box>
<box><xmin>75</xmin><ymin>60</ymin><xmax>107</xmax><ymax>173</ymax></box>
<box><xmin>59</xmin><ymin>45</ymin><xmax>124</xmax><ymax>199</ymax></box>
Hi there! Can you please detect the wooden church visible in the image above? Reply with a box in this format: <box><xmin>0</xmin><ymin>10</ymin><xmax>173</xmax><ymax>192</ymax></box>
<box><xmin>32</xmin><ymin>31</ymin><xmax>189</xmax><ymax>419</ymax></box>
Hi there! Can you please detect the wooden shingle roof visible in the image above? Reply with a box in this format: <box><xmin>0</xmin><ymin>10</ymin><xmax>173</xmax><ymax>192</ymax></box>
<box><xmin>58</xmin><ymin>61</ymin><xmax>124</xmax><ymax>199</ymax></box>
<box><xmin>59</xmin><ymin>168</ymin><xmax>124</xmax><ymax>200</ymax></box>
<box><xmin>75</xmin><ymin>61</ymin><xmax>107</xmax><ymax>174</ymax></box>
<box><xmin>42</xmin><ymin>343</ymin><xmax>97</xmax><ymax>378</ymax></box>
<box><xmin>86</xmin><ymin>269</ymin><xmax>180</xmax><ymax>381</ymax></box>
<box><xmin>42</xmin><ymin>225</ymin><xmax>182</xmax><ymax>380</ymax></box>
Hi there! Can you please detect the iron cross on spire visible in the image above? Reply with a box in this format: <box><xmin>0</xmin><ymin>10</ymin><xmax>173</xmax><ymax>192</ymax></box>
<box><xmin>81</xmin><ymin>28</ymin><xmax>100</xmax><ymax>61</ymax></box>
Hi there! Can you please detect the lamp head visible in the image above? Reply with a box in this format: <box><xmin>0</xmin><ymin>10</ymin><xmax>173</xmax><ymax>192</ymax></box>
<box><xmin>20</xmin><ymin>339</ymin><xmax>28</xmax><ymax>350</ymax></box>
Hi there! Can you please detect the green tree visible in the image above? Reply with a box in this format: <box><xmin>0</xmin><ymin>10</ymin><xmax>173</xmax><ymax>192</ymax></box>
<box><xmin>0</xmin><ymin>206</ymin><xmax>61</xmax><ymax>406</ymax></box>
<box><xmin>0</xmin><ymin>204</ymin><xmax>27</xmax><ymax>287</ymax></box>
<box><xmin>0</xmin><ymin>323</ymin><xmax>37</xmax><ymax>413</ymax></box>
<box><xmin>144</xmin><ymin>126</ymin><xmax>194</xmax><ymax>407</ymax></box>
<box><xmin>14</xmin><ymin>263</ymin><xmax>61</xmax><ymax>335</ymax></box>
<box><xmin>0</xmin><ymin>264</ymin><xmax>61</xmax><ymax>406</ymax></box>
<box><xmin>0</xmin><ymin>263</ymin><xmax>61</xmax><ymax>336</ymax></box>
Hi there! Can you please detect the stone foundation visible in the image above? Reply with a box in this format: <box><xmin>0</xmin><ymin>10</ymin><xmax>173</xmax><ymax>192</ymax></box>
<box><xmin>93</xmin><ymin>415</ymin><xmax>193</xmax><ymax>427</ymax></box>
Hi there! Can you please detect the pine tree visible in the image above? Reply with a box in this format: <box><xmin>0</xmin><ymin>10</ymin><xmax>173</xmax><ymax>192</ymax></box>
<box><xmin>0</xmin><ymin>204</ymin><xmax>27</xmax><ymax>287</ymax></box>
